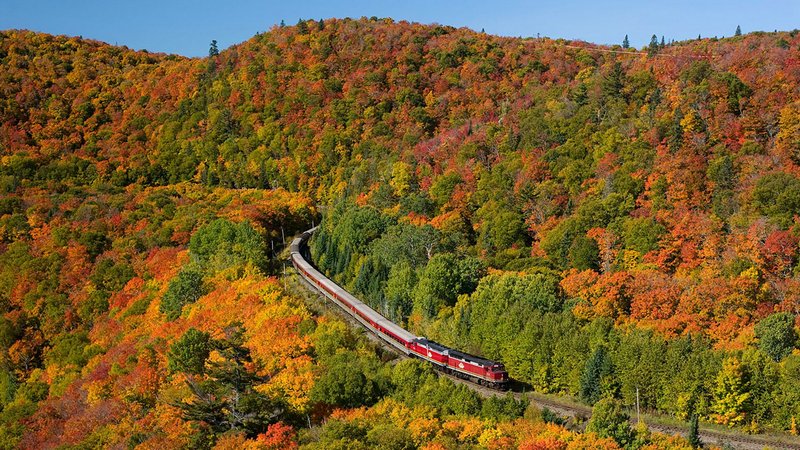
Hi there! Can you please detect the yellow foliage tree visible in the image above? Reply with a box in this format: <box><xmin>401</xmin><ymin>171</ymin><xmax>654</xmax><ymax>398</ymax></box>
<box><xmin>711</xmin><ymin>357</ymin><xmax>751</xmax><ymax>426</ymax></box>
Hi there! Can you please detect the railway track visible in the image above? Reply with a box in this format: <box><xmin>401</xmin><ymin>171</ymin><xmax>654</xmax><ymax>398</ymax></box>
<box><xmin>287</xmin><ymin>238</ymin><xmax>800</xmax><ymax>450</ymax></box>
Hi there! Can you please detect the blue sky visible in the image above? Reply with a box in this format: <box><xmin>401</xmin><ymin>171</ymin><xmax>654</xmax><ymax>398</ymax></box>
<box><xmin>3</xmin><ymin>1</ymin><xmax>799</xmax><ymax>57</ymax></box>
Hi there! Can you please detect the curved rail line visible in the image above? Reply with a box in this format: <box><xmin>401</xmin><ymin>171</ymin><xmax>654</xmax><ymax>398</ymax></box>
<box><xmin>289</xmin><ymin>228</ymin><xmax>800</xmax><ymax>450</ymax></box>
<box><xmin>290</xmin><ymin>227</ymin><xmax>508</xmax><ymax>389</ymax></box>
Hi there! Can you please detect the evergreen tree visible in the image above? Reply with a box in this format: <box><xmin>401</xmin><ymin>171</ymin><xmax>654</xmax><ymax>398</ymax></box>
<box><xmin>735</xmin><ymin>25</ymin><xmax>742</xmax><ymax>36</ymax></box>
<box><xmin>579</xmin><ymin>346</ymin><xmax>613</xmax><ymax>404</ymax></box>
<box><xmin>297</xmin><ymin>18</ymin><xmax>309</xmax><ymax>34</ymax></box>
<box><xmin>173</xmin><ymin>323</ymin><xmax>282</xmax><ymax>437</ymax></box>
<box><xmin>660</xmin><ymin>36</ymin><xmax>665</xmax><ymax>48</ymax></box>
<box><xmin>280</xmin><ymin>19</ymin><xmax>286</xmax><ymax>27</ymax></box>
<box><xmin>168</xmin><ymin>328</ymin><xmax>211</xmax><ymax>375</ymax></box>
<box><xmin>207</xmin><ymin>40</ymin><xmax>219</xmax><ymax>75</ymax></box>
<box><xmin>160</xmin><ymin>266</ymin><xmax>205</xmax><ymax>321</ymax></box>
<box><xmin>318</xmin><ymin>18</ymin><xmax>325</xmax><ymax>31</ymax></box>
<box><xmin>648</xmin><ymin>34</ymin><xmax>659</xmax><ymax>55</ymax></box>
<box><xmin>688</xmin><ymin>414</ymin><xmax>703</xmax><ymax>448</ymax></box>
<box><xmin>601</xmin><ymin>61</ymin><xmax>626</xmax><ymax>99</ymax></box>
<box><xmin>622</xmin><ymin>34</ymin><xmax>630</xmax><ymax>49</ymax></box>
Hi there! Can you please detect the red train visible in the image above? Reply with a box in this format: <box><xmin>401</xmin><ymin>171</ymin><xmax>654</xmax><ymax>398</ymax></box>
<box><xmin>290</xmin><ymin>228</ymin><xmax>509</xmax><ymax>389</ymax></box>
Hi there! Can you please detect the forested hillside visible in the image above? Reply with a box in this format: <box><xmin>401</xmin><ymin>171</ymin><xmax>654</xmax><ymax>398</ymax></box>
<box><xmin>1</xmin><ymin>17</ymin><xmax>800</xmax><ymax>446</ymax></box>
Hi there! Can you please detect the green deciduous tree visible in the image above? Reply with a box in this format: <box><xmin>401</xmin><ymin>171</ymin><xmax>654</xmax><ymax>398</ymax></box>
<box><xmin>541</xmin><ymin>217</ymin><xmax>583</xmax><ymax>269</ymax></box>
<box><xmin>366</xmin><ymin>424</ymin><xmax>414</xmax><ymax>450</ymax></box>
<box><xmin>189</xmin><ymin>218</ymin><xmax>266</xmax><ymax>273</ymax></box>
<box><xmin>90</xmin><ymin>259</ymin><xmax>135</xmax><ymax>293</ymax></box>
<box><xmin>412</xmin><ymin>253</ymin><xmax>485</xmax><ymax>318</ymax></box>
<box><xmin>475</xmin><ymin>199</ymin><xmax>528</xmax><ymax>255</ymax></box>
<box><xmin>707</xmin><ymin>154</ymin><xmax>737</xmax><ymax>219</ymax></box>
<box><xmin>777</xmin><ymin>355</ymin><xmax>800</xmax><ymax>430</ymax></box>
<box><xmin>311</xmin><ymin>351</ymin><xmax>380</xmax><ymax>409</ymax></box>
<box><xmin>753</xmin><ymin>173</ymin><xmax>800</xmax><ymax>229</ymax></box>
<box><xmin>569</xmin><ymin>234</ymin><xmax>600</xmax><ymax>271</ymax></box>
<box><xmin>621</xmin><ymin>217</ymin><xmax>664</xmax><ymax>254</ymax></box>
<box><xmin>586</xmin><ymin>397</ymin><xmax>634</xmax><ymax>447</ymax></box>
<box><xmin>755</xmin><ymin>312</ymin><xmax>797</xmax><ymax>362</ymax></box>
<box><xmin>480</xmin><ymin>393</ymin><xmax>527</xmax><ymax>421</ymax></box>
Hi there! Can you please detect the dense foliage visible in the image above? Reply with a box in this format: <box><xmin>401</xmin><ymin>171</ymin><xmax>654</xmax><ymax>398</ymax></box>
<box><xmin>2</xmin><ymin>16</ymin><xmax>800</xmax><ymax>445</ymax></box>
<box><xmin>312</xmin><ymin>202</ymin><xmax>800</xmax><ymax>432</ymax></box>
<box><xmin>0</xmin><ymin>184</ymin><xmax>317</xmax><ymax>447</ymax></box>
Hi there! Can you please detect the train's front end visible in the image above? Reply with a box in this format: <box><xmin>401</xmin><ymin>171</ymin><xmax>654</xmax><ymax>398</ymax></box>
<box><xmin>489</xmin><ymin>363</ymin><xmax>509</xmax><ymax>388</ymax></box>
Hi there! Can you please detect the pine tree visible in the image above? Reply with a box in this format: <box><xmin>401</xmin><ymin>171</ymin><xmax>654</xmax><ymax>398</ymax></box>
<box><xmin>579</xmin><ymin>347</ymin><xmax>613</xmax><ymax>404</ymax></box>
<box><xmin>688</xmin><ymin>414</ymin><xmax>702</xmax><ymax>448</ymax></box>
<box><xmin>735</xmin><ymin>25</ymin><xmax>742</xmax><ymax>36</ymax></box>
<box><xmin>601</xmin><ymin>61</ymin><xmax>625</xmax><ymax>99</ymax></box>
<box><xmin>648</xmin><ymin>34</ymin><xmax>659</xmax><ymax>55</ymax></box>
<box><xmin>168</xmin><ymin>328</ymin><xmax>211</xmax><ymax>375</ymax></box>
<box><xmin>172</xmin><ymin>323</ymin><xmax>283</xmax><ymax>435</ymax></box>
<box><xmin>280</xmin><ymin>19</ymin><xmax>286</xmax><ymax>27</ymax></box>
<box><xmin>297</xmin><ymin>18</ymin><xmax>309</xmax><ymax>34</ymax></box>
<box><xmin>660</xmin><ymin>36</ymin><xmax>665</xmax><ymax>48</ymax></box>
<box><xmin>622</xmin><ymin>34</ymin><xmax>630</xmax><ymax>49</ymax></box>
<box><xmin>208</xmin><ymin>40</ymin><xmax>219</xmax><ymax>57</ymax></box>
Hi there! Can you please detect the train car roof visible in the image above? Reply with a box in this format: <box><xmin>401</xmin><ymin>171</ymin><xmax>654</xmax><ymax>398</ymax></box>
<box><xmin>412</xmin><ymin>338</ymin><xmax>450</xmax><ymax>354</ymax></box>
<box><xmin>447</xmin><ymin>348</ymin><xmax>500</xmax><ymax>367</ymax></box>
<box><xmin>290</xmin><ymin>237</ymin><xmax>302</xmax><ymax>253</ymax></box>
<box><xmin>338</xmin><ymin>287</ymin><xmax>415</xmax><ymax>341</ymax></box>
<box><xmin>375</xmin><ymin>317</ymin><xmax>415</xmax><ymax>341</ymax></box>
<box><xmin>292</xmin><ymin>244</ymin><xmax>415</xmax><ymax>343</ymax></box>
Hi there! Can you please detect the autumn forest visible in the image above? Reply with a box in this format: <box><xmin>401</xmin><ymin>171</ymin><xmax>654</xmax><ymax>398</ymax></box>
<box><xmin>2</xmin><ymin>17</ymin><xmax>800</xmax><ymax>449</ymax></box>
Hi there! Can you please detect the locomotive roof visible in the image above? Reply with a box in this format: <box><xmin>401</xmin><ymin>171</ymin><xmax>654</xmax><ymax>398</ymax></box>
<box><xmin>413</xmin><ymin>338</ymin><xmax>449</xmax><ymax>353</ymax></box>
<box><xmin>447</xmin><ymin>348</ymin><xmax>500</xmax><ymax>367</ymax></box>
